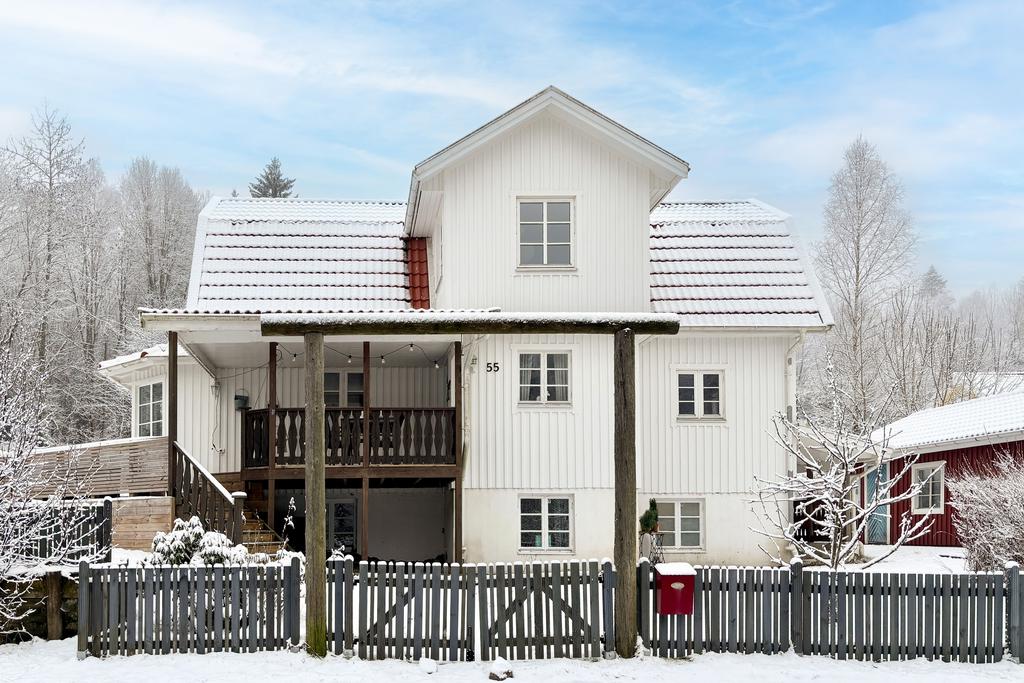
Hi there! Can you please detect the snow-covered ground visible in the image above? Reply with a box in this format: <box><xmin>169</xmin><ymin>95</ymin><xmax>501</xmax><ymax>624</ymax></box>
<box><xmin>859</xmin><ymin>545</ymin><xmax>968</xmax><ymax>573</ymax></box>
<box><xmin>0</xmin><ymin>638</ymin><xmax>1018</xmax><ymax>683</ymax></box>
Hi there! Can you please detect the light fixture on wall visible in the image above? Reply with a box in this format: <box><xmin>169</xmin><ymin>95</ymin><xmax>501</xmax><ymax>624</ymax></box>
<box><xmin>347</xmin><ymin>355</ymin><xmax>353</xmax><ymax>364</ymax></box>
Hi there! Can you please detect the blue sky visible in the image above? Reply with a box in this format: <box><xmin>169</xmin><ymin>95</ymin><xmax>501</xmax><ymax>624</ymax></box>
<box><xmin>2</xmin><ymin>0</ymin><xmax>1021</xmax><ymax>294</ymax></box>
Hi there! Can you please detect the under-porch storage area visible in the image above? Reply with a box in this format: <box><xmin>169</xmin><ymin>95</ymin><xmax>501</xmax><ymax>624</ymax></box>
<box><xmin>275</xmin><ymin>480</ymin><xmax>454</xmax><ymax>563</ymax></box>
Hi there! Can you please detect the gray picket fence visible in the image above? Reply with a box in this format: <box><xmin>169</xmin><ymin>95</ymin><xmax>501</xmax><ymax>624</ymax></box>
<box><xmin>77</xmin><ymin>556</ymin><xmax>1024</xmax><ymax>665</ymax></box>
<box><xmin>636</xmin><ymin>559</ymin><xmax>1024</xmax><ymax>664</ymax></box>
<box><xmin>77</xmin><ymin>557</ymin><xmax>301</xmax><ymax>657</ymax></box>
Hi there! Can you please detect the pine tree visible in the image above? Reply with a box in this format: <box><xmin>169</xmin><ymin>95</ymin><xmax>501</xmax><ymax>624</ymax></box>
<box><xmin>230</xmin><ymin>188</ymin><xmax>238</xmax><ymax>197</ymax></box>
<box><xmin>249</xmin><ymin>157</ymin><xmax>295</xmax><ymax>198</ymax></box>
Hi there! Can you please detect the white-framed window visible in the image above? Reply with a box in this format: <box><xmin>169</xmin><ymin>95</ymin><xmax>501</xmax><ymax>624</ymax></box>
<box><xmin>656</xmin><ymin>499</ymin><xmax>704</xmax><ymax>549</ymax></box>
<box><xmin>912</xmin><ymin>462</ymin><xmax>945</xmax><ymax>514</ymax></box>
<box><xmin>137</xmin><ymin>381</ymin><xmax>163</xmax><ymax>437</ymax></box>
<box><xmin>325</xmin><ymin>371</ymin><xmax>364</xmax><ymax>408</ymax></box>
<box><xmin>518</xmin><ymin>199</ymin><xmax>573</xmax><ymax>268</ymax></box>
<box><xmin>677</xmin><ymin>371</ymin><xmax>723</xmax><ymax>419</ymax></box>
<box><xmin>519</xmin><ymin>495</ymin><xmax>573</xmax><ymax>550</ymax></box>
<box><xmin>518</xmin><ymin>351</ymin><xmax>570</xmax><ymax>404</ymax></box>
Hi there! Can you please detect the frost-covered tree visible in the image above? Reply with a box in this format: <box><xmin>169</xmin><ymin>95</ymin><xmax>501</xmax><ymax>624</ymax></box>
<box><xmin>249</xmin><ymin>157</ymin><xmax>295</xmax><ymax>198</ymax></box>
<box><xmin>947</xmin><ymin>449</ymin><xmax>1024</xmax><ymax>571</ymax></box>
<box><xmin>0</xmin><ymin>346</ymin><xmax>105</xmax><ymax>634</ymax></box>
<box><xmin>755</xmin><ymin>360</ymin><xmax>934</xmax><ymax>569</ymax></box>
<box><xmin>808</xmin><ymin>137</ymin><xmax>916</xmax><ymax>428</ymax></box>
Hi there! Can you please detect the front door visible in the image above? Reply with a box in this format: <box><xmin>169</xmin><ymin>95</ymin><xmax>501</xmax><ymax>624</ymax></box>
<box><xmin>865</xmin><ymin>464</ymin><xmax>889</xmax><ymax>544</ymax></box>
<box><xmin>329</xmin><ymin>499</ymin><xmax>358</xmax><ymax>556</ymax></box>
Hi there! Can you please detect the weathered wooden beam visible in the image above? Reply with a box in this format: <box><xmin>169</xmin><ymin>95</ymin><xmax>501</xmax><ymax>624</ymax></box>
<box><xmin>360</xmin><ymin>341</ymin><xmax>371</xmax><ymax>561</ymax></box>
<box><xmin>261</xmin><ymin>312</ymin><xmax>680</xmax><ymax>337</ymax></box>
<box><xmin>613</xmin><ymin>327</ymin><xmax>638</xmax><ymax>658</ymax></box>
<box><xmin>454</xmin><ymin>341</ymin><xmax>464</xmax><ymax>562</ymax></box>
<box><xmin>267</xmin><ymin>341</ymin><xmax>278</xmax><ymax>531</ymax></box>
<box><xmin>303</xmin><ymin>331</ymin><xmax>327</xmax><ymax>657</ymax></box>
<box><xmin>167</xmin><ymin>331</ymin><xmax>178</xmax><ymax>498</ymax></box>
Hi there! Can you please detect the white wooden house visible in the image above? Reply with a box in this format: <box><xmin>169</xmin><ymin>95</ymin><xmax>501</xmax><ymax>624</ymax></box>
<box><xmin>97</xmin><ymin>87</ymin><xmax>832</xmax><ymax>565</ymax></box>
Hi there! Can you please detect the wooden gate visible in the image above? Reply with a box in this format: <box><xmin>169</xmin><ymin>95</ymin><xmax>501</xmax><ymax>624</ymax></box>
<box><xmin>476</xmin><ymin>560</ymin><xmax>605</xmax><ymax>661</ymax></box>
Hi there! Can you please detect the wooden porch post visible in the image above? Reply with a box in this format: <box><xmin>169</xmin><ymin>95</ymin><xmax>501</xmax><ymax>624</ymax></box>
<box><xmin>267</xmin><ymin>341</ymin><xmax>278</xmax><ymax>530</ymax></box>
<box><xmin>360</xmin><ymin>341</ymin><xmax>370</xmax><ymax>560</ymax></box>
<box><xmin>304</xmin><ymin>332</ymin><xmax>327</xmax><ymax>656</ymax></box>
<box><xmin>453</xmin><ymin>341</ymin><xmax>463</xmax><ymax>563</ymax></box>
<box><xmin>167</xmin><ymin>331</ymin><xmax>178</xmax><ymax>499</ymax></box>
<box><xmin>613</xmin><ymin>327</ymin><xmax>637</xmax><ymax>658</ymax></box>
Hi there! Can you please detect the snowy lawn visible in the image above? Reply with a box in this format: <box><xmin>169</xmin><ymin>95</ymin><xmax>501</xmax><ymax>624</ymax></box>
<box><xmin>859</xmin><ymin>545</ymin><xmax>968</xmax><ymax>573</ymax></box>
<box><xmin>1</xmin><ymin>638</ymin><xmax>1019</xmax><ymax>682</ymax></box>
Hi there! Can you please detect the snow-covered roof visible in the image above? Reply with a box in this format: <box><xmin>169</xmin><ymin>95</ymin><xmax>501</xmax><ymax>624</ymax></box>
<box><xmin>187</xmin><ymin>198</ymin><xmax>412</xmax><ymax>313</ymax></box>
<box><xmin>650</xmin><ymin>200</ymin><xmax>832</xmax><ymax>328</ymax></box>
<box><xmin>876</xmin><ymin>393</ymin><xmax>1024</xmax><ymax>454</ymax></box>
<box><xmin>180</xmin><ymin>196</ymin><xmax>830</xmax><ymax>329</ymax></box>
<box><xmin>98</xmin><ymin>344</ymin><xmax>188</xmax><ymax>370</ymax></box>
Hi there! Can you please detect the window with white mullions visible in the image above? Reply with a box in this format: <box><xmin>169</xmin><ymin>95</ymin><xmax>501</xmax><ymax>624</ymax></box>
<box><xmin>912</xmin><ymin>462</ymin><xmax>945</xmax><ymax>514</ymax></box>
<box><xmin>519</xmin><ymin>496</ymin><xmax>573</xmax><ymax>550</ymax></box>
<box><xmin>656</xmin><ymin>500</ymin><xmax>704</xmax><ymax>549</ymax></box>
<box><xmin>325</xmin><ymin>371</ymin><xmax>364</xmax><ymax>408</ymax></box>
<box><xmin>137</xmin><ymin>381</ymin><xmax>163</xmax><ymax>437</ymax></box>
<box><xmin>677</xmin><ymin>371</ymin><xmax>723</xmax><ymax>419</ymax></box>
<box><xmin>519</xmin><ymin>351</ymin><xmax>570</xmax><ymax>403</ymax></box>
<box><xmin>518</xmin><ymin>200</ymin><xmax>572</xmax><ymax>267</ymax></box>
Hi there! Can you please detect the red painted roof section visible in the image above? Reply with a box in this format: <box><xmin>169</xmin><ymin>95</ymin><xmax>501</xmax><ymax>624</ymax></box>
<box><xmin>407</xmin><ymin>237</ymin><xmax>431</xmax><ymax>309</ymax></box>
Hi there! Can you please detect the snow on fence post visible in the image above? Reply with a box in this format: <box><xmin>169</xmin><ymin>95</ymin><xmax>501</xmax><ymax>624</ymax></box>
<box><xmin>231</xmin><ymin>492</ymin><xmax>247</xmax><ymax>545</ymax></box>
<box><xmin>789</xmin><ymin>558</ymin><xmax>804</xmax><ymax>655</ymax></box>
<box><xmin>1007</xmin><ymin>562</ymin><xmax>1021</xmax><ymax>661</ymax></box>
<box><xmin>77</xmin><ymin>560</ymin><xmax>90</xmax><ymax>659</ymax></box>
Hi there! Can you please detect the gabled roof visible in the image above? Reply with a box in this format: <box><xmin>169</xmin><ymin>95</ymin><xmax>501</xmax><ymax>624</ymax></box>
<box><xmin>875</xmin><ymin>393</ymin><xmax>1024</xmax><ymax>454</ymax></box>
<box><xmin>178</xmin><ymin>197</ymin><xmax>830</xmax><ymax>329</ymax></box>
<box><xmin>186</xmin><ymin>197</ymin><xmax>414</xmax><ymax>313</ymax></box>
<box><xmin>406</xmin><ymin>86</ymin><xmax>690</xmax><ymax>230</ymax></box>
<box><xmin>650</xmin><ymin>200</ymin><xmax>832</xmax><ymax>328</ymax></box>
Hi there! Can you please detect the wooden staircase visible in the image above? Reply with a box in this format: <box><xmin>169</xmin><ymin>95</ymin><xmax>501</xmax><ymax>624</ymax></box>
<box><xmin>241</xmin><ymin>507</ymin><xmax>287</xmax><ymax>555</ymax></box>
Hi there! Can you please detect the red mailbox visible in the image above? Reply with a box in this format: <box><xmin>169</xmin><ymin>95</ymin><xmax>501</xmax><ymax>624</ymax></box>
<box><xmin>655</xmin><ymin>563</ymin><xmax>696</xmax><ymax>616</ymax></box>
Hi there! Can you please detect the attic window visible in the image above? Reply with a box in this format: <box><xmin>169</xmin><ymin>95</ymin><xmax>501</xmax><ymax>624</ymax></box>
<box><xmin>518</xmin><ymin>200</ymin><xmax>573</xmax><ymax>268</ymax></box>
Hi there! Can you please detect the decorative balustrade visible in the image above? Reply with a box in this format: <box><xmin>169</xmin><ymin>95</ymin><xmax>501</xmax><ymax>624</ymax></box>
<box><xmin>242</xmin><ymin>407</ymin><xmax>456</xmax><ymax>469</ymax></box>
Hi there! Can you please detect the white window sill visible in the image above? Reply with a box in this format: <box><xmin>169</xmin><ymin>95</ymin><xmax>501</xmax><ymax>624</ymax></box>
<box><xmin>912</xmin><ymin>507</ymin><xmax>944</xmax><ymax>516</ymax></box>
<box><xmin>514</xmin><ymin>266</ymin><xmax>578</xmax><ymax>275</ymax></box>
<box><xmin>675</xmin><ymin>416</ymin><xmax>726</xmax><ymax>424</ymax></box>
<box><xmin>662</xmin><ymin>547</ymin><xmax>706</xmax><ymax>554</ymax></box>
<box><xmin>518</xmin><ymin>548</ymin><xmax>574</xmax><ymax>556</ymax></box>
<box><xmin>517</xmin><ymin>402</ymin><xmax>573</xmax><ymax>412</ymax></box>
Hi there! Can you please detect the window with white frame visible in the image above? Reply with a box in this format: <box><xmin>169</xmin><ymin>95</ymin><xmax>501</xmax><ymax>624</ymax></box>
<box><xmin>656</xmin><ymin>500</ymin><xmax>704</xmax><ymax>549</ymax></box>
<box><xmin>519</xmin><ymin>496</ymin><xmax>572</xmax><ymax>550</ymax></box>
<box><xmin>137</xmin><ymin>381</ymin><xmax>163</xmax><ymax>437</ymax></box>
<box><xmin>519</xmin><ymin>352</ymin><xmax>570</xmax><ymax>403</ymax></box>
<box><xmin>912</xmin><ymin>462</ymin><xmax>945</xmax><ymax>514</ymax></box>
<box><xmin>325</xmin><ymin>372</ymin><xmax>364</xmax><ymax>408</ymax></box>
<box><xmin>677</xmin><ymin>371</ymin><xmax>723</xmax><ymax>419</ymax></box>
<box><xmin>518</xmin><ymin>199</ymin><xmax>572</xmax><ymax>267</ymax></box>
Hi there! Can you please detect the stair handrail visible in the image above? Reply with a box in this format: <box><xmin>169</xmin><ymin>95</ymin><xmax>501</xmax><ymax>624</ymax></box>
<box><xmin>173</xmin><ymin>441</ymin><xmax>246</xmax><ymax>544</ymax></box>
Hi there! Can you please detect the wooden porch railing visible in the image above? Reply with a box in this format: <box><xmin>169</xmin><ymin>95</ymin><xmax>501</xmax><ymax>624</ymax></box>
<box><xmin>242</xmin><ymin>407</ymin><xmax>456</xmax><ymax>469</ymax></box>
<box><xmin>174</xmin><ymin>442</ymin><xmax>245</xmax><ymax>543</ymax></box>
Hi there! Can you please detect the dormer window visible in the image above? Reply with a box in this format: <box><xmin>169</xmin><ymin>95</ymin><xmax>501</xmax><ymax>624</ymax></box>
<box><xmin>518</xmin><ymin>199</ymin><xmax>572</xmax><ymax>268</ymax></box>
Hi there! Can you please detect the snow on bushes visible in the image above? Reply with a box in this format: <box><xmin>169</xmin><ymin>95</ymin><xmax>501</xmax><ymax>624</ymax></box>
<box><xmin>149</xmin><ymin>517</ymin><xmax>301</xmax><ymax>567</ymax></box>
<box><xmin>947</xmin><ymin>450</ymin><xmax>1024</xmax><ymax>571</ymax></box>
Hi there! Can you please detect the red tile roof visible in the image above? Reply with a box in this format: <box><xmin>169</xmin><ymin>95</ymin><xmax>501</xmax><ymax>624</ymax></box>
<box><xmin>406</xmin><ymin>237</ymin><xmax>431</xmax><ymax>309</ymax></box>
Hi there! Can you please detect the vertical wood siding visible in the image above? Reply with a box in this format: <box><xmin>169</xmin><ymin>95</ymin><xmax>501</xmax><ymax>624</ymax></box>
<box><xmin>426</xmin><ymin>111</ymin><xmax>652</xmax><ymax>313</ymax></box>
<box><xmin>463</xmin><ymin>333</ymin><xmax>794</xmax><ymax>495</ymax></box>
<box><xmin>887</xmin><ymin>440</ymin><xmax>1024</xmax><ymax>547</ymax></box>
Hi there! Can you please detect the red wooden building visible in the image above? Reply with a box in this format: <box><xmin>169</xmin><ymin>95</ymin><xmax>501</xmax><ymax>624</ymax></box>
<box><xmin>872</xmin><ymin>392</ymin><xmax>1024</xmax><ymax>547</ymax></box>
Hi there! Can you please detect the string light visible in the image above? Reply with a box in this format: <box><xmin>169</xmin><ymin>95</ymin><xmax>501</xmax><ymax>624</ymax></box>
<box><xmin>380</xmin><ymin>355</ymin><xmax>386</xmax><ymax>365</ymax></box>
<box><xmin>347</xmin><ymin>355</ymin><xmax>353</xmax><ymax>364</ymax></box>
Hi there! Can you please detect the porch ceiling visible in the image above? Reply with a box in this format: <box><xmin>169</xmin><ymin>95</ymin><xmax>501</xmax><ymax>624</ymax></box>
<box><xmin>189</xmin><ymin>338</ymin><xmax>454</xmax><ymax>369</ymax></box>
